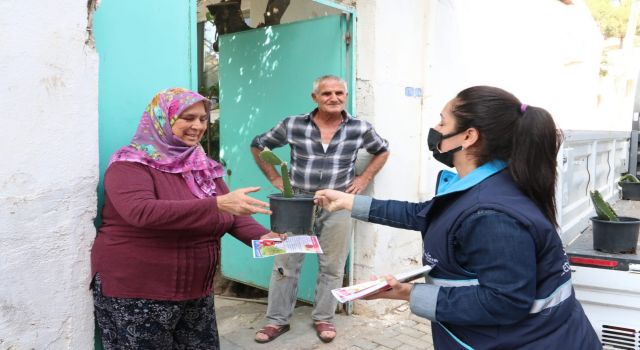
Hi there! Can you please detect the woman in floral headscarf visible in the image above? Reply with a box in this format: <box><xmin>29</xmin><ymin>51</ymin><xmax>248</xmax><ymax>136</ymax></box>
<box><xmin>91</xmin><ymin>88</ymin><xmax>284</xmax><ymax>349</ymax></box>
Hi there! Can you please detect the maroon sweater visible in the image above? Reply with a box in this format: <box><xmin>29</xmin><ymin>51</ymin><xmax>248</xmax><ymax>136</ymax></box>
<box><xmin>91</xmin><ymin>161</ymin><xmax>269</xmax><ymax>300</ymax></box>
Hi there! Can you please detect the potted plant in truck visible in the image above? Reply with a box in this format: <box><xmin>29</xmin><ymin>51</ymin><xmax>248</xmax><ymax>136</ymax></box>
<box><xmin>259</xmin><ymin>148</ymin><xmax>316</xmax><ymax>235</ymax></box>
<box><xmin>618</xmin><ymin>174</ymin><xmax>640</xmax><ymax>201</ymax></box>
<box><xmin>589</xmin><ymin>190</ymin><xmax>640</xmax><ymax>254</ymax></box>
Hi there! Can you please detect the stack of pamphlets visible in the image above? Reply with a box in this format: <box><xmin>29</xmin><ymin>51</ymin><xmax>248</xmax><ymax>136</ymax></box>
<box><xmin>331</xmin><ymin>265</ymin><xmax>432</xmax><ymax>303</ymax></box>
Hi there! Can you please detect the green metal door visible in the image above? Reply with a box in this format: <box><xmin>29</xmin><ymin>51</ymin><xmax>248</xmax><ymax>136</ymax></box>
<box><xmin>93</xmin><ymin>1</ymin><xmax>197</xmax><ymax>348</ymax></box>
<box><xmin>94</xmin><ymin>0</ymin><xmax>198</xmax><ymax>205</ymax></box>
<box><xmin>219</xmin><ymin>15</ymin><xmax>349</xmax><ymax>303</ymax></box>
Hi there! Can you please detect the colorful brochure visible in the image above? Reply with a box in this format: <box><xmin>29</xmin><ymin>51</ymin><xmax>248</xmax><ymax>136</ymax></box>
<box><xmin>331</xmin><ymin>265</ymin><xmax>433</xmax><ymax>303</ymax></box>
<box><xmin>252</xmin><ymin>235</ymin><xmax>323</xmax><ymax>258</ymax></box>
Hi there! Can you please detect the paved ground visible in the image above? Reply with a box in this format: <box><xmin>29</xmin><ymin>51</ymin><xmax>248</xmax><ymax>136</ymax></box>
<box><xmin>215</xmin><ymin>198</ymin><xmax>640</xmax><ymax>349</ymax></box>
<box><xmin>216</xmin><ymin>296</ymin><xmax>435</xmax><ymax>350</ymax></box>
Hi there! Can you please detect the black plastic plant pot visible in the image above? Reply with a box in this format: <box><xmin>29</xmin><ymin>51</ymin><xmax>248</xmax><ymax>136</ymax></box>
<box><xmin>620</xmin><ymin>182</ymin><xmax>640</xmax><ymax>200</ymax></box>
<box><xmin>591</xmin><ymin>216</ymin><xmax>640</xmax><ymax>254</ymax></box>
<box><xmin>268</xmin><ymin>194</ymin><xmax>316</xmax><ymax>235</ymax></box>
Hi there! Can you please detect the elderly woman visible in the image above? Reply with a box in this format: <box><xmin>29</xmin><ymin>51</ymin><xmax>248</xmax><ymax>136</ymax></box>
<box><xmin>315</xmin><ymin>86</ymin><xmax>600</xmax><ymax>349</ymax></box>
<box><xmin>91</xmin><ymin>88</ymin><xmax>283</xmax><ymax>349</ymax></box>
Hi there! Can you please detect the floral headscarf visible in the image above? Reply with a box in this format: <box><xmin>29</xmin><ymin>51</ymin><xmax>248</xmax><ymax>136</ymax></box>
<box><xmin>109</xmin><ymin>87</ymin><xmax>225</xmax><ymax>198</ymax></box>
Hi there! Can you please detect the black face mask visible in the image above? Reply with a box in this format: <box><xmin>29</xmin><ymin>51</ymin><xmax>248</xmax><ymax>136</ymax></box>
<box><xmin>427</xmin><ymin>128</ymin><xmax>464</xmax><ymax>168</ymax></box>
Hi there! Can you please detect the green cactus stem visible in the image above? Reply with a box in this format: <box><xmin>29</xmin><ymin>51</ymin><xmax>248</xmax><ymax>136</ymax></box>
<box><xmin>259</xmin><ymin>148</ymin><xmax>283</xmax><ymax>166</ymax></box>
<box><xmin>590</xmin><ymin>190</ymin><xmax>619</xmax><ymax>221</ymax></box>
<box><xmin>280</xmin><ymin>163</ymin><xmax>293</xmax><ymax>198</ymax></box>
<box><xmin>259</xmin><ymin>148</ymin><xmax>294</xmax><ymax>198</ymax></box>
<box><xmin>619</xmin><ymin>174</ymin><xmax>640</xmax><ymax>184</ymax></box>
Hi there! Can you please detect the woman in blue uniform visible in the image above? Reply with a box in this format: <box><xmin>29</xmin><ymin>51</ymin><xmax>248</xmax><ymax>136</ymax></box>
<box><xmin>315</xmin><ymin>86</ymin><xmax>600</xmax><ymax>349</ymax></box>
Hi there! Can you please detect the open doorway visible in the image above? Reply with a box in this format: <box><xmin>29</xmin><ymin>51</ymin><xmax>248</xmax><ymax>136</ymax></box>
<box><xmin>195</xmin><ymin>0</ymin><xmax>356</xmax><ymax>308</ymax></box>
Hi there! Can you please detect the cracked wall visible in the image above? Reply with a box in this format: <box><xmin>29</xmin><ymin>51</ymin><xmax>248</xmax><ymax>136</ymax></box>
<box><xmin>0</xmin><ymin>1</ymin><xmax>99</xmax><ymax>348</ymax></box>
<box><xmin>349</xmin><ymin>0</ymin><xmax>427</xmax><ymax>316</ymax></box>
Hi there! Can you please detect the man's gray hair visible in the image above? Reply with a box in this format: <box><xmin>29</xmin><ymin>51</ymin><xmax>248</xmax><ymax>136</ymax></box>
<box><xmin>312</xmin><ymin>75</ymin><xmax>348</xmax><ymax>94</ymax></box>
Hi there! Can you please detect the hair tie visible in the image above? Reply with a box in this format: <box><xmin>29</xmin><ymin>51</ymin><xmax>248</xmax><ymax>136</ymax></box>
<box><xmin>520</xmin><ymin>104</ymin><xmax>528</xmax><ymax>113</ymax></box>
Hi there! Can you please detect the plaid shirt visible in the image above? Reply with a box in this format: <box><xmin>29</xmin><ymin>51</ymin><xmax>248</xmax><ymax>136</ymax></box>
<box><xmin>251</xmin><ymin>109</ymin><xmax>389</xmax><ymax>191</ymax></box>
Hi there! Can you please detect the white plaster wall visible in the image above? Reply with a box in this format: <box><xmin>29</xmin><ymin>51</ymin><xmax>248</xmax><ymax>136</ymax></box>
<box><xmin>423</xmin><ymin>0</ymin><xmax>616</xmax><ymax>132</ymax></box>
<box><xmin>0</xmin><ymin>1</ymin><xmax>98</xmax><ymax>348</ymax></box>
<box><xmin>352</xmin><ymin>0</ymin><xmax>429</xmax><ymax>316</ymax></box>
<box><xmin>420</xmin><ymin>0</ymin><xmax>632</xmax><ymax>195</ymax></box>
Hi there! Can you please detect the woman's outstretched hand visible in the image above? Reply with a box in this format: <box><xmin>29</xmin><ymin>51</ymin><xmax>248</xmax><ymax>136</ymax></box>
<box><xmin>362</xmin><ymin>275</ymin><xmax>412</xmax><ymax>301</ymax></box>
<box><xmin>217</xmin><ymin>187</ymin><xmax>272</xmax><ymax>216</ymax></box>
<box><xmin>314</xmin><ymin>189</ymin><xmax>355</xmax><ymax>212</ymax></box>
<box><xmin>260</xmin><ymin>231</ymin><xmax>287</xmax><ymax>241</ymax></box>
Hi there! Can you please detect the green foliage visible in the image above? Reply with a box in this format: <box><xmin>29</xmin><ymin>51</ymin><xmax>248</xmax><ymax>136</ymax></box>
<box><xmin>199</xmin><ymin>118</ymin><xmax>220</xmax><ymax>161</ymax></box>
<box><xmin>585</xmin><ymin>0</ymin><xmax>639</xmax><ymax>41</ymax></box>
<box><xmin>198</xmin><ymin>82</ymin><xmax>220</xmax><ymax>161</ymax></box>
<box><xmin>599</xmin><ymin>55</ymin><xmax>609</xmax><ymax>77</ymax></box>
<box><xmin>259</xmin><ymin>148</ymin><xmax>294</xmax><ymax>198</ymax></box>
<box><xmin>590</xmin><ymin>190</ymin><xmax>620</xmax><ymax>221</ymax></box>
<box><xmin>199</xmin><ymin>82</ymin><xmax>219</xmax><ymax>101</ymax></box>
<box><xmin>619</xmin><ymin>173</ymin><xmax>640</xmax><ymax>183</ymax></box>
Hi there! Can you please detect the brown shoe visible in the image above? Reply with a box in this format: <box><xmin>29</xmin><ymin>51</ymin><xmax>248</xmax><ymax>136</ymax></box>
<box><xmin>313</xmin><ymin>321</ymin><xmax>336</xmax><ymax>343</ymax></box>
<box><xmin>254</xmin><ymin>324</ymin><xmax>290</xmax><ymax>343</ymax></box>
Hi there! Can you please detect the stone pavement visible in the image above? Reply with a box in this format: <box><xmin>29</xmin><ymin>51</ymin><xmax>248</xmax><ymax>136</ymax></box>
<box><xmin>216</xmin><ymin>296</ymin><xmax>435</xmax><ymax>350</ymax></box>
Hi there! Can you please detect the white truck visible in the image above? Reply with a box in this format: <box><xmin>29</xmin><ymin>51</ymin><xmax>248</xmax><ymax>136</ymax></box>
<box><xmin>560</xmin><ymin>129</ymin><xmax>640</xmax><ymax>350</ymax></box>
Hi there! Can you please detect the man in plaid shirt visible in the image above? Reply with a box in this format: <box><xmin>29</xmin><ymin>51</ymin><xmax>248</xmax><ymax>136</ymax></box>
<box><xmin>252</xmin><ymin>75</ymin><xmax>390</xmax><ymax>344</ymax></box>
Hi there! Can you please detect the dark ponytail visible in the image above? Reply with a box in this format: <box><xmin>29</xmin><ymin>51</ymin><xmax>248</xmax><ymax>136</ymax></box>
<box><xmin>452</xmin><ymin>86</ymin><xmax>563</xmax><ymax>227</ymax></box>
<box><xmin>510</xmin><ymin>106</ymin><xmax>563</xmax><ymax>227</ymax></box>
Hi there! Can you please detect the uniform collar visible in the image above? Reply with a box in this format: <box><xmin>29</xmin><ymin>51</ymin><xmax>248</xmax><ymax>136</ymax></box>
<box><xmin>436</xmin><ymin>160</ymin><xmax>507</xmax><ymax>197</ymax></box>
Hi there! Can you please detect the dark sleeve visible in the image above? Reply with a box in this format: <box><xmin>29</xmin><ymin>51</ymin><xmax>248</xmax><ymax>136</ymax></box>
<box><xmin>434</xmin><ymin>210</ymin><xmax>537</xmax><ymax>326</ymax></box>
<box><xmin>250</xmin><ymin>118</ymin><xmax>289</xmax><ymax>150</ymax></box>
<box><xmin>362</xmin><ymin>121</ymin><xmax>389</xmax><ymax>155</ymax></box>
<box><xmin>104</xmin><ymin>162</ymin><xmax>219</xmax><ymax>230</ymax></box>
<box><xmin>215</xmin><ymin>179</ymin><xmax>270</xmax><ymax>246</ymax></box>
<box><xmin>366</xmin><ymin>198</ymin><xmax>430</xmax><ymax>231</ymax></box>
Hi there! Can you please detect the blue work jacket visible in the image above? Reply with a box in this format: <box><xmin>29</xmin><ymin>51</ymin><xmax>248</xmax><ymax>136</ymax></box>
<box><xmin>352</xmin><ymin>161</ymin><xmax>600</xmax><ymax>349</ymax></box>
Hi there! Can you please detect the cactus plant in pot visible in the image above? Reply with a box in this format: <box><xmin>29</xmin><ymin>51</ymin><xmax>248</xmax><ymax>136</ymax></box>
<box><xmin>618</xmin><ymin>174</ymin><xmax>640</xmax><ymax>200</ymax></box>
<box><xmin>589</xmin><ymin>190</ymin><xmax>640</xmax><ymax>254</ymax></box>
<box><xmin>259</xmin><ymin>148</ymin><xmax>316</xmax><ymax>235</ymax></box>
